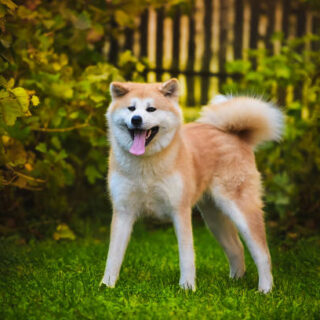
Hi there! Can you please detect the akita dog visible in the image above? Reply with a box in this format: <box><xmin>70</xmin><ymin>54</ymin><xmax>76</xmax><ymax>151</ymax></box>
<box><xmin>101</xmin><ymin>79</ymin><xmax>284</xmax><ymax>293</ymax></box>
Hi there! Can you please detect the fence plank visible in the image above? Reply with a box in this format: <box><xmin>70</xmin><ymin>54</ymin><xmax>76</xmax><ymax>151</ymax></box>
<box><xmin>163</xmin><ymin>16</ymin><xmax>173</xmax><ymax>70</ymax></box>
<box><xmin>156</xmin><ymin>8</ymin><xmax>164</xmax><ymax>81</ymax></box>
<box><xmin>186</xmin><ymin>14</ymin><xmax>196</xmax><ymax>106</ymax></box>
<box><xmin>172</xmin><ymin>7</ymin><xmax>181</xmax><ymax>77</ymax></box>
<box><xmin>201</xmin><ymin>0</ymin><xmax>213</xmax><ymax>104</ymax></box>
<box><xmin>234</xmin><ymin>0</ymin><xmax>244</xmax><ymax>59</ymax></box>
<box><xmin>148</xmin><ymin>9</ymin><xmax>157</xmax><ymax>68</ymax></box>
<box><xmin>139</xmin><ymin>10</ymin><xmax>148</xmax><ymax>59</ymax></box>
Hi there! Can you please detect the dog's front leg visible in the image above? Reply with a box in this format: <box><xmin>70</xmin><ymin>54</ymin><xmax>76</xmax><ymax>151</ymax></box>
<box><xmin>173</xmin><ymin>208</ymin><xmax>196</xmax><ymax>291</ymax></box>
<box><xmin>101</xmin><ymin>211</ymin><xmax>135</xmax><ymax>288</ymax></box>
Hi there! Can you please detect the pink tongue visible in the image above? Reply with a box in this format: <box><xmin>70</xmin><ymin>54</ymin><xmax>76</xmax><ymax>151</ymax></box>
<box><xmin>129</xmin><ymin>130</ymin><xmax>147</xmax><ymax>156</ymax></box>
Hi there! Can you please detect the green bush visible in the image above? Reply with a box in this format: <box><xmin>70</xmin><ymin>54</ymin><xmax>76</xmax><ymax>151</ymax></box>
<box><xmin>224</xmin><ymin>34</ymin><xmax>320</xmax><ymax>235</ymax></box>
<box><xmin>0</xmin><ymin>0</ymin><xmax>183</xmax><ymax>236</ymax></box>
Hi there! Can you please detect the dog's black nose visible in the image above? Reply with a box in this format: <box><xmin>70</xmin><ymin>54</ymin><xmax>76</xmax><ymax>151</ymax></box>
<box><xmin>131</xmin><ymin>115</ymin><xmax>142</xmax><ymax>126</ymax></box>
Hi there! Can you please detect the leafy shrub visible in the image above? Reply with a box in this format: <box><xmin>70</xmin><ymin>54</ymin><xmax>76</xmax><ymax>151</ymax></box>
<box><xmin>0</xmin><ymin>0</ymin><xmax>182</xmax><ymax>236</ymax></box>
<box><xmin>224</xmin><ymin>34</ymin><xmax>320</xmax><ymax>235</ymax></box>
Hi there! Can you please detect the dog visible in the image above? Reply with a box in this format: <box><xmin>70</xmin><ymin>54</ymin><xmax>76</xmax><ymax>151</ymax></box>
<box><xmin>101</xmin><ymin>79</ymin><xmax>284</xmax><ymax>293</ymax></box>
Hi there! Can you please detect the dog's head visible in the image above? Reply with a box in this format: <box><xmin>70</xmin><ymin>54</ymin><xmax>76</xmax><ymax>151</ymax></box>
<box><xmin>107</xmin><ymin>79</ymin><xmax>182</xmax><ymax>156</ymax></box>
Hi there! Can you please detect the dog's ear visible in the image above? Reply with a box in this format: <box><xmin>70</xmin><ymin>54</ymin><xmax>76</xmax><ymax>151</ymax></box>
<box><xmin>160</xmin><ymin>78</ymin><xmax>180</xmax><ymax>99</ymax></box>
<box><xmin>110</xmin><ymin>82</ymin><xmax>129</xmax><ymax>99</ymax></box>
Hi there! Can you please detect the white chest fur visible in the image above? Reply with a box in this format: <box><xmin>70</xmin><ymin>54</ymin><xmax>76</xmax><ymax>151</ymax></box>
<box><xmin>109</xmin><ymin>169</ymin><xmax>183</xmax><ymax>219</ymax></box>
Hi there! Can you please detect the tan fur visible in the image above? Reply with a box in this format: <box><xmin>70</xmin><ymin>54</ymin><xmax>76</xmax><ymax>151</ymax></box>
<box><xmin>102</xmin><ymin>80</ymin><xmax>283</xmax><ymax>293</ymax></box>
<box><xmin>198</xmin><ymin>97</ymin><xmax>284</xmax><ymax>146</ymax></box>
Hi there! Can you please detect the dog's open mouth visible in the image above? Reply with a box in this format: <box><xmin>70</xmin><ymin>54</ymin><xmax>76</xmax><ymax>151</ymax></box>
<box><xmin>128</xmin><ymin>126</ymin><xmax>159</xmax><ymax>156</ymax></box>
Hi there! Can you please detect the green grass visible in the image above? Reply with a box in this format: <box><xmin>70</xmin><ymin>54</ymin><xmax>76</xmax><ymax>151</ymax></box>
<box><xmin>1</xmin><ymin>222</ymin><xmax>320</xmax><ymax>319</ymax></box>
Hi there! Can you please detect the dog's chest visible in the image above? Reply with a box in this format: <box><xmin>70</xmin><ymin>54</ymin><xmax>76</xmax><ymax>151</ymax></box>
<box><xmin>109</xmin><ymin>170</ymin><xmax>183</xmax><ymax>219</ymax></box>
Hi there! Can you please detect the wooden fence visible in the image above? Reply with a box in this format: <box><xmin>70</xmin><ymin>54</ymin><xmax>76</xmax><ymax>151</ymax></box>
<box><xmin>108</xmin><ymin>0</ymin><xmax>320</xmax><ymax>106</ymax></box>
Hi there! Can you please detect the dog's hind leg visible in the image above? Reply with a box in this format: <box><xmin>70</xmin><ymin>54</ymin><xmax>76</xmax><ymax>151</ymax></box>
<box><xmin>198</xmin><ymin>198</ymin><xmax>245</xmax><ymax>279</ymax></box>
<box><xmin>212</xmin><ymin>186</ymin><xmax>273</xmax><ymax>293</ymax></box>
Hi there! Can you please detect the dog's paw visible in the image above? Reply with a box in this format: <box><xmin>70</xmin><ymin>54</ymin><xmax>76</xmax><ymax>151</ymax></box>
<box><xmin>99</xmin><ymin>276</ymin><xmax>116</xmax><ymax>288</ymax></box>
<box><xmin>229</xmin><ymin>265</ymin><xmax>246</xmax><ymax>279</ymax></box>
<box><xmin>179</xmin><ymin>279</ymin><xmax>196</xmax><ymax>291</ymax></box>
<box><xmin>258</xmin><ymin>283</ymin><xmax>273</xmax><ymax>294</ymax></box>
<box><xmin>258</xmin><ymin>276</ymin><xmax>273</xmax><ymax>294</ymax></box>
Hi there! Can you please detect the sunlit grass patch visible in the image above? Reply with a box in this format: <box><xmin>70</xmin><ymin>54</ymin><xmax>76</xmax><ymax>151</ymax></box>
<box><xmin>1</xmin><ymin>223</ymin><xmax>319</xmax><ymax>319</ymax></box>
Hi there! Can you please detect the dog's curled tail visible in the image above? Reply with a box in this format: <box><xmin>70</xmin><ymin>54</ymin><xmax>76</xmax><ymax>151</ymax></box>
<box><xmin>197</xmin><ymin>95</ymin><xmax>284</xmax><ymax>147</ymax></box>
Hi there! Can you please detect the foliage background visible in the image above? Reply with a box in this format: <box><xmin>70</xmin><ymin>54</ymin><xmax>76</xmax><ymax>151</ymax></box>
<box><xmin>0</xmin><ymin>0</ymin><xmax>319</xmax><ymax>239</ymax></box>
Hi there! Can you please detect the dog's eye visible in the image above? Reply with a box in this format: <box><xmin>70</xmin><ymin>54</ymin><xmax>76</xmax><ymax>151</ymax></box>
<box><xmin>146</xmin><ymin>106</ymin><xmax>156</xmax><ymax>112</ymax></box>
<box><xmin>128</xmin><ymin>106</ymin><xmax>136</xmax><ymax>111</ymax></box>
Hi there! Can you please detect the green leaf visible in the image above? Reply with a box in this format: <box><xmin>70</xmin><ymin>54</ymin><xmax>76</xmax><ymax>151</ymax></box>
<box><xmin>51</xmin><ymin>136</ymin><xmax>61</xmax><ymax>149</ymax></box>
<box><xmin>0</xmin><ymin>4</ymin><xmax>6</xmax><ymax>18</ymax></box>
<box><xmin>5</xmin><ymin>139</ymin><xmax>27</xmax><ymax>166</ymax></box>
<box><xmin>36</xmin><ymin>143</ymin><xmax>47</xmax><ymax>153</ymax></box>
<box><xmin>90</xmin><ymin>94</ymin><xmax>105</xmax><ymax>103</ymax></box>
<box><xmin>53</xmin><ymin>223</ymin><xmax>76</xmax><ymax>241</ymax></box>
<box><xmin>0</xmin><ymin>99</ymin><xmax>22</xmax><ymax>126</ymax></box>
<box><xmin>0</xmin><ymin>89</ymin><xmax>9</xmax><ymax>98</ymax></box>
<box><xmin>0</xmin><ymin>0</ymin><xmax>17</xmax><ymax>11</ymax></box>
<box><xmin>54</xmin><ymin>149</ymin><xmax>67</xmax><ymax>162</ymax></box>
<box><xmin>69</xmin><ymin>111</ymin><xmax>79</xmax><ymax>119</ymax></box>
<box><xmin>0</xmin><ymin>76</ymin><xmax>7</xmax><ymax>88</ymax></box>
<box><xmin>275</xmin><ymin>66</ymin><xmax>290</xmax><ymax>79</ymax></box>
<box><xmin>114</xmin><ymin>10</ymin><xmax>132</xmax><ymax>27</ymax></box>
<box><xmin>73</xmin><ymin>11</ymin><xmax>91</xmax><ymax>30</ymax></box>
<box><xmin>85</xmin><ymin>165</ymin><xmax>103</xmax><ymax>184</ymax></box>
<box><xmin>11</xmin><ymin>87</ymin><xmax>29</xmax><ymax>112</ymax></box>
<box><xmin>7</xmin><ymin>78</ymin><xmax>14</xmax><ymax>89</ymax></box>
<box><xmin>31</xmin><ymin>95</ymin><xmax>40</xmax><ymax>106</ymax></box>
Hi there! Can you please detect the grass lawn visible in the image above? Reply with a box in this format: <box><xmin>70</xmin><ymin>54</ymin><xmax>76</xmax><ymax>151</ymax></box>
<box><xmin>1</xmin><ymin>221</ymin><xmax>319</xmax><ymax>319</ymax></box>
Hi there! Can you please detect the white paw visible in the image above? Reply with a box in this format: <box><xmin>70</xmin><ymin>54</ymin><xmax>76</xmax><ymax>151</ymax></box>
<box><xmin>258</xmin><ymin>276</ymin><xmax>273</xmax><ymax>294</ymax></box>
<box><xmin>179</xmin><ymin>278</ymin><xmax>196</xmax><ymax>291</ymax></box>
<box><xmin>100</xmin><ymin>275</ymin><xmax>116</xmax><ymax>288</ymax></box>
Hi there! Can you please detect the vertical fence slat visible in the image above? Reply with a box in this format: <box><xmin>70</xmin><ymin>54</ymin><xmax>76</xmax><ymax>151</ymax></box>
<box><xmin>210</xmin><ymin>0</ymin><xmax>220</xmax><ymax>72</ymax></box>
<box><xmin>148</xmin><ymin>9</ymin><xmax>157</xmax><ymax>70</ymax></box>
<box><xmin>312</xmin><ymin>15</ymin><xmax>320</xmax><ymax>50</ymax></box>
<box><xmin>186</xmin><ymin>14</ymin><xmax>196</xmax><ymax>106</ymax></box>
<box><xmin>133</xmin><ymin>17</ymin><xmax>141</xmax><ymax>58</ymax></box>
<box><xmin>201</xmin><ymin>0</ymin><xmax>213</xmax><ymax>104</ymax></box>
<box><xmin>296</xmin><ymin>4</ymin><xmax>307</xmax><ymax>38</ymax></box>
<box><xmin>242</xmin><ymin>0</ymin><xmax>251</xmax><ymax>60</ymax></box>
<box><xmin>257</xmin><ymin>4</ymin><xmax>268</xmax><ymax>50</ymax></box>
<box><xmin>227</xmin><ymin>0</ymin><xmax>235</xmax><ymax>63</ymax></box>
<box><xmin>180</xmin><ymin>14</ymin><xmax>189</xmax><ymax>105</ymax></box>
<box><xmin>109</xmin><ymin>17</ymin><xmax>119</xmax><ymax>65</ymax></box>
<box><xmin>273</xmin><ymin>1</ymin><xmax>282</xmax><ymax>54</ymax></box>
<box><xmin>234</xmin><ymin>0</ymin><xmax>244</xmax><ymax>59</ymax></box>
<box><xmin>156</xmin><ymin>8</ymin><xmax>164</xmax><ymax>81</ymax></box>
<box><xmin>249</xmin><ymin>0</ymin><xmax>260</xmax><ymax>50</ymax></box>
<box><xmin>139</xmin><ymin>10</ymin><xmax>149</xmax><ymax>59</ymax></box>
<box><xmin>194</xmin><ymin>0</ymin><xmax>205</xmax><ymax>73</ymax></box>
<box><xmin>218</xmin><ymin>0</ymin><xmax>229</xmax><ymax>89</ymax></box>
<box><xmin>266</xmin><ymin>0</ymin><xmax>276</xmax><ymax>51</ymax></box>
<box><xmin>172</xmin><ymin>7</ymin><xmax>181</xmax><ymax>77</ymax></box>
<box><xmin>209</xmin><ymin>0</ymin><xmax>220</xmax><ymax>95</ymax></box>
<box><xmin>124</xmin><ymin>28</ymin><xmax>134</xmax><ymax>51</ymax></box>
<box><xmin>180</xmin><ymin>15</ymin><xmax>189</xmax><ymax>71</ymax></box>
<box><xmin>163</xmin><ymin>16</ymin><xmax>173</xmax><ymax>70</ymax></box>
<box><xmin>282</xmin><ymin>0</ymin><xmax>291</xmax><ymax>40</ymax></box>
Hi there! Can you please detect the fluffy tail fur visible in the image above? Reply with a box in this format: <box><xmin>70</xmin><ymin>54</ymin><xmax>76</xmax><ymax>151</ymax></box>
<box><xmin>197</xmin><ymin>95</ymin><xmax>284</xmax><ymax>147</ymax></box>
